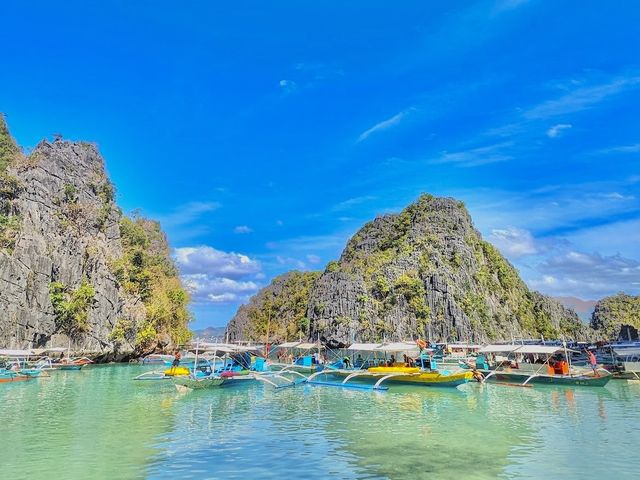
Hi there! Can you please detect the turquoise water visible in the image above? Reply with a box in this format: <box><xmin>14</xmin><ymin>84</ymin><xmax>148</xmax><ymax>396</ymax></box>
<box><xmin>1</xmin><ymin>365</ymin><xmax>638</xmax><ymax>479</ymax></box>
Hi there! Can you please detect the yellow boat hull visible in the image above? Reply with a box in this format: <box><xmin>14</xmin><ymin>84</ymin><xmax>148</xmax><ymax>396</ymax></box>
<box><xmin>343</xmin><ymin>366</ymin><xmax>473</xmax><ymax>387</ymax></box>
<box><xmin>163</xmin><ymin>366</ymin><xmax>190</xmax><ymax>376</ymax></box>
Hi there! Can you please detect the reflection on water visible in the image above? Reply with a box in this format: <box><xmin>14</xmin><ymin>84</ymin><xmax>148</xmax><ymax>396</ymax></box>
<box><xmin>1</xmin><ymin>366</ymin><xmax>639</xmax><ymax>479</ymax></box>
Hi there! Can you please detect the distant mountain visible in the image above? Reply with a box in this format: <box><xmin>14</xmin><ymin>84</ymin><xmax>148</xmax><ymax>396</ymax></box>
<box><xmin>193</xmin><ymin>326</ymin><xmax>228</xmax><ymax>340</ymax></box>
<box><xmin>555</xmin><ymin>297</ymin><xmax>597</xmax><ymax>322</ymax></box>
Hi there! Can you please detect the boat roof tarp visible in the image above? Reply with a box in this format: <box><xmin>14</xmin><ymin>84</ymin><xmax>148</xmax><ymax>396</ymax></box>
<box><xmin>479</xmin><ymin>344</ymin><xmax>520</xmax><ymax>353</ymax></box>
<box><xmin>347</xmin><ymin>343</ymin><xmax>382</xmax><ymax>352</ymax></box>
<box><xmin>277</xmin><ymin>342</ymin><xmax>302</xmax><ymax>348</ymax></box>
<box><xmin>0</xmin><ymin>349</ymin><xmax>34</xmax><ymax>356</ymax></box>
<box><xmin>514</xmin><ymin>345</ymin><xmax>568</xmax><ymax>355</ymax></box>
<box><xmin>447</xmin><ymin>344</ymin><xmax>482</xmax><ymax>350</ymax></box>
<box><xmin>376</xmin><ymin>342</ymin><xmax>419</xmax><ymax>353</ymax></box>
<box><xmin>295</xmin><ymin>343</ymin><xmax>322</xmax><ymax>350</ymax></box>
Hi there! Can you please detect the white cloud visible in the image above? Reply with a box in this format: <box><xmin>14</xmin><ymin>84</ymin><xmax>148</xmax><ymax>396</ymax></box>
<box><xmin>306</xmin><ymin>254</ymin><xmax>321</xmax><ymax>264</ymax></box>
<box><xmin>279</xmin><ymin>79</ymin><xmax>297</xmax><ymax>94</ymax></box>
<box><xmin>182</xmin><ymin>274</ymin><xmax>259</xmax><ymax>304</ymax></box>
<box><xmin>490</xmin><ymin>227</ymin><xmax>538</xmax><ymax>257</ymax></box>
<box><xmin>175</xmin><ymin>246</ymin><xmax>261</xmax><ymax>278</ymax></box>
<box><xmin>331</xmin><ymin>195</ymin><xmax>377</xmax><ymax>212</ymax></box>
<box><xmin>175</xmin><ymin>246</ymin><xmax>262</xmax><ymax>304</ymax></box>
<box><xmin>156</xmin><ymin>201</ymin><xmax>220</xmax><ymax>228</ymax></box>
<box><xmin>233</xmin><ymin>225</ymin><xmax>253</xmax><ymax>234</ymax></box>
<box><xmin>432</xmin><ymin>142</ymin><xmax>514</xmax><ymax>167</ymax></box>
<box><xmin>524</xmin><ymin>75</ymin><xmax>640</xmax><ymax>119</ymax></box>
<box><xmin>546</xmin><ymin>123</ymin><xmax>572</xmax><ymax>138</ymax></box>
<box><xmin>595</xmin><ymin>143</ymin><xmax>640</xmax><ymax>155</ymax></box>
<box><xmin>357</xmin><ymin>108</ymin><xmax>415</xmax><ymax>143</ymax></box>
<box><xmin>530</xmin><ymin>251</ymin><xmax>640</xmax><ymax>298</ymax></box>
<box><xmin>276</xmin><ymin>256</ymin><xmax>306</xmax><ymax>270</ymax></box>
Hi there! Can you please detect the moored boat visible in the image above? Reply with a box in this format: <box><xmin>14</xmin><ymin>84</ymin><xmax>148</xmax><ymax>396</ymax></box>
<box><xmin>311</xmin><ymin>341</ymin><xmax>473</xmax><ymax>390</ymax></box>
<box><xmin>477</xmin><ymin>344</ymin><xmax>612</xmax><ymax>387</ymax></box>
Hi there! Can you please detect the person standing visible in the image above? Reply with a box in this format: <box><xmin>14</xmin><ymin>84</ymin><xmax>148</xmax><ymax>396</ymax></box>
<box><xmin>586</xmin><ymin>349</ymin><xmax>599</xmax><ymax>377</ymax></box>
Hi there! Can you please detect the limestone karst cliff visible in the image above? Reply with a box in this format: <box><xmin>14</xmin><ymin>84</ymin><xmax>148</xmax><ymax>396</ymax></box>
<box><xmin>0</xmin><ymin>116</ymin><xmax>190</xmax><ymax>354</ymax></box>
<box><xmin>229</xmin><ymin>194</ymin><xmax>587</xmax><ymax>346</ymax></box>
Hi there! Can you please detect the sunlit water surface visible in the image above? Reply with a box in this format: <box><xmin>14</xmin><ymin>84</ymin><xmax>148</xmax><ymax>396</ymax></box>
<box><xmin>1</xmin><ymin>365</ymin><xmax>638</xmax><ymax>479</ymax></box>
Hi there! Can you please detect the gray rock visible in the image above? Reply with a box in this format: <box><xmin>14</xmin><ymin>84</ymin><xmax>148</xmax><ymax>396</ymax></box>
<box><xmin>0</xmin><ymin>140</ymin><xmax>143</xmax><ymax>353</ymax></box>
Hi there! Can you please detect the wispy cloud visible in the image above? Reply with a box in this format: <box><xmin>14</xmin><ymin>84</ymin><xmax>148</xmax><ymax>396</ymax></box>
<box><xmin>279</xmin><ymin>79</ymin><xmax>297</xmax><ymax>95</ymax></box>
<box><xmin>594</xmin><ymin>143</ymin><xmax>640</xmax><ymax>155</ymax></box>
<box><xmin>331</xmin><ymin>195</ymin><xmax>377</xmax><ymax>212</ymax></box>
<box><xmin>155</xmin><ymin>201</ymin><xmax>220</xmax><ymax>228</ymax></box>
<box><xmin>431</xmin><ymin>142</ymin><xmax>514</xmax><ymax>167</ymax></box>
<box><xmin>233</xmin><ymin>225</ymin><xmax>253</xmax><ymax>234</ymax></box>
<box><xmin>357</xmin><ymin>108</ymin><xmax>415</xmax><ymax>143</ymax></box>
<box><xmin>490</xmin><ymin>227</ymin><xmax>539</xmax><ymax>257</ymax></box>
<box><xmin>546</xmin><ymin>123</ymin><xmax>572</xmax><ymax>138</ymax></box>
<box><xmin>524</xmin><ymin>75</ymin><xmax>640</xmax><ymax>119</ymax></box>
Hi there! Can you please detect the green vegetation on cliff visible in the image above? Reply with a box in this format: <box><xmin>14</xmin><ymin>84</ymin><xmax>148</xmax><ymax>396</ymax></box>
<box><xmin>591</xmin><ymin>293</ymin><xmax>640</xmax><ymax>340</ymax></box>
<box><xmin>229</xmin><ymin>271</ymin><xmax>320</xmax><ymax>343</ymax></box>
<box><xmin>0</xmin><ymin>114</ymin><xmax>20</xmax><ymax>172</ymax></box>
<box><xmin>110</xmin><ymin>215</ymin><xmax>191</xmax><ymax>349</ymax></box>
<box><xmin>49</xmin><ymin>281</ymin><xmax>96</xmax><ymax>337</ymax></box>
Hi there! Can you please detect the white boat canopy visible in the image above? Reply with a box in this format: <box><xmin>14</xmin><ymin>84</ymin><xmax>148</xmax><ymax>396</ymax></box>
<box><xmin>447</xmin><ymin>344</ymin><xmax>482</xmax><ymax>350</ymax></box>
<box><xmin>277</xmin><ymin>342</ymin><xmax>302</xmax><ymax>348</ymax></box>
<box><xmin>479</xmin><ymin>344</ymin><xmax>521</xmax><ymax>353</ymax></box>
<box><xmin>295</xmin><ymin>343</ymin><xmax>323</xmax><ymax>350</ymax></box>
<box><xmin>375</xmin><ymin>342</ymin><xmax>420</xmax><ymax>353</ymax></box>
<box><xmin>514</xmin><ymin>345</ymin><xmax>569</xmax><ymax>355</ymax></box>
<box><xmin>0</xmin><ymin>349</ymin><xmax>34</xmax><ymax>357</ymax></box>
<box><xmin>347</xmin><ymin>343</ymin><xmax>383</xmax><ymax>352</ymax></box>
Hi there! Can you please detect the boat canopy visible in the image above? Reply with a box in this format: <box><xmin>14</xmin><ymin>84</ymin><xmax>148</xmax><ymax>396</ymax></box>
<box><xmin>376</xmin><ymin>342</ymin><xmax>419</xmax><ymax>353</ymax></box>
<box><xmin>347</xmin><ymin>343</ymin><xmax>383</xmax><ymax>352</ymax></box>
<box><xmin>277</xmin><ymin>341</ymin><xmax>302</xmax><ymax>348</ymax></box>
<box><xmin>479</xmin><ymin>344</ymin><xmax>520</xmax><ymax>353</ymax></box>
<box><xmin>0</xmin><ymin>349</ymin><xmax>34</xmax><ymax>357</ymax></box>
<box><xmin>33</xmin><ymin>347</ymin><xmax>69</xmax><ymax>354</ymax></box>
<box><xmin>514</xmin><ymin>345</ymin><xmax>570</xmax><ymax>355</ymax></box>
<box><xmin>295</xmin><ymin>343</ymin><xmax>322</xmax><ymax>350</ymax></box>
<box><xmin>447</xmin><ymin>344</ymin><xmax>482</xmax><ymax>350</ymax></box>
<box><xmin>346</xmin><ymin>342</ymin><xmax>420</xmax><ymax>353</ymax></box>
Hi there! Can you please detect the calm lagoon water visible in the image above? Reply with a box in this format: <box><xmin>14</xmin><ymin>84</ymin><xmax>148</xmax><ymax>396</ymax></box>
<box><xmin>1</xmin><ymin>364</ymin><xmax>638</xmax><ymax>479</ymax></box>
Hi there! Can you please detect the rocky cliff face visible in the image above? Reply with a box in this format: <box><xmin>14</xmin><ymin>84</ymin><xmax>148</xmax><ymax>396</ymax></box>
<box><xmin>229</xmin><ymin>194</ymin><xmax>587</xmax><ymax>347</ymax></box>
<box><xmin>0</xmin><ymin>117</ymin><xmax>189</xmax><ymax>354</ymax></box>
<box><xmin>591</xmin><ymin>293</ymin><xmax>640</xmax><ymax>340</ymax></box>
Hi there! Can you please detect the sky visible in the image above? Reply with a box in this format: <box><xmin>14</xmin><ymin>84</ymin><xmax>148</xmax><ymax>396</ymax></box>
<box><xmin>2</xmin><ymin>1</ymin><xmax>639</xmax><ymax>329</ymax></box>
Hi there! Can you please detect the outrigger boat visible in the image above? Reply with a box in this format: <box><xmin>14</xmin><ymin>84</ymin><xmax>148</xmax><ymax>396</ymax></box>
<box><xmin>310</xmin><ymin>342</ymin><xmax>473</xmax><ymax>390</ymax></box>
<box><xmin>476</xmin><ymin>344</ymin><xmax>612</xmax><ymax>387</ymax></box>
<box><xmin>0</xmin><ymin>349</ymin><xmax>50</xmax><ymax>377</ymax></box>
<box><xmin>268</xmin><ymin>341</ymin><xmax>325</xmax><ymax>374</ymax></box>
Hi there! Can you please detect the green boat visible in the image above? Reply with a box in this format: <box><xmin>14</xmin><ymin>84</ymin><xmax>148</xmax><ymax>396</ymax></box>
<box><xmin>477</xmin><ymin>344</ymin><xmax>612</xmax><ymax>387</ymax></box>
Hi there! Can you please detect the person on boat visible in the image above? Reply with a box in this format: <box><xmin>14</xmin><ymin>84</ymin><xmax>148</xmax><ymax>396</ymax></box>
<box><xmin>355</xmin><ymin>354</ymin><xmax>363</xmax><ymax>367</ymax></box>
<box><xmin>387</xmin><ymin>354</ymin><xmax>396</xmax><ymax>367</ymax></box>
<box><xmin>586</xmin><ymin>349</ymin><xmax>599</xmax><ymax>377</ymax></box>
<box><xmin>171</xmin><ymin>350</ymin><xmax>181</xmax><ymax>372</ymax></box>
<box><xmin>343</xmin><ymin>356</ymin><xmax>352</xmax><ymax>369</ymax></box>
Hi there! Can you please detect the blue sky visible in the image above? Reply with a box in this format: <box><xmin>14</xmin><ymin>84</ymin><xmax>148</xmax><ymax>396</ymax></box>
<box><xmin>2</xmin><ymin>1</ymin><xmax>639</xmax><ymax>328</ymax></box>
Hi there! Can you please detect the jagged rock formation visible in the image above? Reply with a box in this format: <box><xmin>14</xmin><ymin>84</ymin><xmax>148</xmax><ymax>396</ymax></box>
<box><xmin>591</xmin><ymin>293</ymin><xmax>640</xmax><ymax>340</ymax></box>
<box><xmin>228</xmin><ymin>271</ymin><xmax>319</xmax><ymax>343</ymax></box>
<box><xmin>0</xmin><ymin>116</ymin><xmax>190</xmax><ymax>355</ymax></box>
<box><xmin>229</xmin><ymin>194</ymin><xmax>587</xmax><ymax>347</ymax></box>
